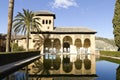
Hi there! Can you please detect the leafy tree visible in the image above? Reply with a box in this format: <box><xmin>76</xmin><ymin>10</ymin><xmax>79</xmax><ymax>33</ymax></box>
<box><xmin>13</xmin><ymin>9</ymin><xmax>42</xmax><ymax>80</ymax></box>
<box><xmin>11</xmin><ymin>43</ymin><xmax>25</xmax><ymax>51</ymax></box>
<box><xmin>113</xmin><ymin>0</ymin><xmax>120</xmax><ymax>51</ymax></box>
<box><xmin>6</xmin><ymin>0</ymin><xmax>14</xmax><ymax>52</ymax></box>
<box><xmin>13</xmin><ymin>9</ymin><xmax>41</xmax><ymax>51</ymax></box>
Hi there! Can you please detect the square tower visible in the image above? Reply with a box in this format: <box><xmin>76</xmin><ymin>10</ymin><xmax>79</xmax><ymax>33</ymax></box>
<box><xmin>34</xmin><ymin>10</ymin><xmax>56</xmax><ymax>31</ymax></box>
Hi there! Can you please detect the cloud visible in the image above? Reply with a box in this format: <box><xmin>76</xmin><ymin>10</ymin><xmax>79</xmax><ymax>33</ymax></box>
<box><xmin>51</xmin><ymin>0</ymin><xmax>78</xmax><ymax>9</ymax></box>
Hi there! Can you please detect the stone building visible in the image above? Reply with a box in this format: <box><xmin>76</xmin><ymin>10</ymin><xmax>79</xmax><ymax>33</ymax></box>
<box><xmin>18</xmin><ymin>10</ymin><xmax>97</xmax><ymax>54</ymax></box>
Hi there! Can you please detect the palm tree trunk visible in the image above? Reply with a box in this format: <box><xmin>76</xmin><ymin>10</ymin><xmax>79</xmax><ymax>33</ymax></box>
<box><xmin>6</xmin><ymin>0</ymin><xmax>14</xmax><ymax>52</ymax></box>
<box><xmin>25</xmin><ymin>26</ymin><xmax>29</xmax><ymax>80</ymax></box>
<box><xmin>5</xmin><ymin>0</ymin><xmax>14</xmax><ymax>79</ymax></box>
<box><xmin>26</xmin><ymin>28</ymin><xmax>29</xmax><ymax>51</ymax></box>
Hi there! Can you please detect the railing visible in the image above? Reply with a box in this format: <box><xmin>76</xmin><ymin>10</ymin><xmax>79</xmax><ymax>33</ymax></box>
<box><xmin>0</xmin><ymin>51</ymin><xmax>40</xmax><ymax>79</ymax></box>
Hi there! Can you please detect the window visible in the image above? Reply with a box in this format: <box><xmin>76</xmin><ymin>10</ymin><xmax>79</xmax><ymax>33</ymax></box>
<box><xmin>46</xmin><ymin>20</ymin><xmax>48</xmax><ymax>24</ymax></box>
<box><xmin>49</xmin><ymin>20</ymin><xmax>51</xmax><ymax>24</ymax></box>
<box><xmin>42</xmin><ymin>20</ymin><xmax>45</xmax><ymax>24</ymax></box>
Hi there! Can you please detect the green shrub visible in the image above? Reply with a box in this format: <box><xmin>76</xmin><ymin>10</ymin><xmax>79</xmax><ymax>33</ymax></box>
<box><xmin>12</xmin><ymin>43</ymin><xmax>25</xmax><ymax>51</ymax></box>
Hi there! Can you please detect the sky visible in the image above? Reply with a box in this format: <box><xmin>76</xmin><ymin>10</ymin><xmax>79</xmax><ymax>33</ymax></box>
<box><xmin>0</xmin><ymin>0</ymin><xmax>116</xmax><ymax>39</ymax></box>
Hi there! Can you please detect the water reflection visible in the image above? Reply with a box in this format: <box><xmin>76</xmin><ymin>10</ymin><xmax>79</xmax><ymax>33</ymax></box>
<box><xmin>29</xmin><ymin>53</ymin><xmax>97</xmax><ymax>80</ymax></box>
<box><xmin>2</xmin><ymin>70</ymin><xmax>26</xmax><ymax>80</ymax></box>
<box><xmin>5</xmin><ymin>54</ymin><xmax>120</xmax><ymax>80</ymax></box>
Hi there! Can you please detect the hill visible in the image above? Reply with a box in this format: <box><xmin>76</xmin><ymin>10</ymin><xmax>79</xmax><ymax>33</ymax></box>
<box><xmin>95</xmin><ymin>37</ymin><xmax>117</xmax><ymax>51</ymax></box>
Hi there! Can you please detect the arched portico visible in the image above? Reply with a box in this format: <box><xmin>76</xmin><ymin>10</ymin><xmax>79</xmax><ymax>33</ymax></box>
<box><xmin>74</xmin><ymin>38</ymin><xmax>82</xmax><ymax>48</ymax></box>
<box><xmin>43</xmin><ymin>34</ymin><xmax>95</xmax><ymax>54</ymax></box>
<box><xmin>82</xmin><ymin>38</ymin><xmax>91</xmax><ymax>54</ymax></box>
<box><xmin>44</xmin><ymin>38</ymin><xmax>51</xmax><ymax>52</ymax></box>
<box><xmin>84</xmin><ymin>38</ymin><xmax>91</xmax><ymax>48</ymax></box>
<box><xmin>63</xmin><ymin>36</ymin><xmax>72</xmax><ymax>52</ymax></box>
<box><xmin>53</xmin><ymin>38</ymin><xmax>61</xmax><ymax>53</ymax></box>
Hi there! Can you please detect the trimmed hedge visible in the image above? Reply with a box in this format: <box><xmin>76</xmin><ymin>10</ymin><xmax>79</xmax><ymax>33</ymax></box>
<box><xmin>100</xmin><ymin>51</ymin><xmax>120</xmax><ymax>57</ymax></box>
<box><xmin>0</xmin><ymin>51</ymin><xmax>40</xmax><ymax>66</ymax></box>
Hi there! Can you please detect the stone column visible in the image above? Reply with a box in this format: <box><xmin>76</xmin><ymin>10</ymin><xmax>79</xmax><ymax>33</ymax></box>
<box><xmin>60</xmin><ymin>35</ymin><xmax>63</xmax><ymax>53</ymax></box>
<box><xmin>90</xmin><ymin>35</ymin><xmax>95</xmax><ymax>54</ymax></box>
<box><xmin>81</xmin><ymin>34</ymin><xmax>84</xmax><ymax>47</ymax></box>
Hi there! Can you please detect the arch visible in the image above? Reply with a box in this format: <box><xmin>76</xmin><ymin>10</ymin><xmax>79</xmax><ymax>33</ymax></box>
<box><xmin>62</xmin><ymin>55</ymin><xmax>73</xmax><ymax>73</ymax></box>
<box><xmin>44</xmin><ymin>38</ymin><xmax>51</xmax><ymax>52</ymax></box>
<box><xmin>63</xmin><ymin>63</ymin><xmax>73</xmax><ymax>73</ymax></box>
<box><xmin>74</xmin><ymin>59</ymin><xmax>82</xmax><ymax>70</ymax></box>
<box><xmin>84</xmin><ymin>56</ymin><xmax>91</xmax><ymax>70</ymax></box>
<box><xmin>74</xmin><ymin>38</ymin><xmax>82</xmax><ymax>48</ymax></box>
<box><xmin>53</xmin><ymin>55</ymin><xmax>61</xmax><ymax>70</ymax></box>
<box><xmin>63</xmin><ymin>36</ymin><xmax>72</xmax><ymax>52</ymax></box>
<box><xmin>63</xmin><ymin>36</ymin><xmax>72</xmax><ymax>45</ymax></box>
<box><xmin>63</xmin><ymin>42</ymin><xmax>70</xmax><ymax>52</ymax></box>
<box><xmin>84</xmin><ymin>38</ymin><xmax>91</xmax><ymax>48</ymax></box>
<box><xmin>53</xmin><ymin>38</ymin><xmax>61</xmax><ymax>52</ymax></box>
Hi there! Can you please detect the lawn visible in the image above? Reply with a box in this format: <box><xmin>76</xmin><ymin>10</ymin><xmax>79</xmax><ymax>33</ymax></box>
<box><xmin>100</xmin><ymin>51</ymin><xmax>120</xmax><ymax>57</ymax></box>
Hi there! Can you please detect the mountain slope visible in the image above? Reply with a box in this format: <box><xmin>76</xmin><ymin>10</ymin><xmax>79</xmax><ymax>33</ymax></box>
<box><xmin>95</xmin><ymin>37</ymin><xmax>117</xmax><ymax>51</ymax></box>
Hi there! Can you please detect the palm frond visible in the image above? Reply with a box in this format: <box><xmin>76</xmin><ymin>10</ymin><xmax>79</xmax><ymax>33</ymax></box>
<box><xmin>13</xmin><ymin>9</ymin><xmax>42</xmax><ymax>35</ymax></box>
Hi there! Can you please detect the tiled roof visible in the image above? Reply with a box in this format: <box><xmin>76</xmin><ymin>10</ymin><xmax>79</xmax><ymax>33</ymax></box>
<box><xmin>31</xmin><ymin>27</ymin><xmax>97</xmax><ymax>34</ymax></box>
<box><xmin>53</xmin><ymin>27</ymin><xmax>96</xmax><ymax>33</ymax></box>
<box><xmin>34</xmin><ymin>10</ymin><xmax>56</xmax><ymax>19</ymax></box>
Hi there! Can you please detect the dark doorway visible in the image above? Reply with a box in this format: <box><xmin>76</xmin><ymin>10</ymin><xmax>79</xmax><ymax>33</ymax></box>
<box><xmin>63</xmin><ymin>42</ymin><xmax>70</xmax><ymax>52</ymax></box>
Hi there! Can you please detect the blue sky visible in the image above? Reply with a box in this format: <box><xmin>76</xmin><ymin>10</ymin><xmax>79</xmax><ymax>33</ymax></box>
<box><xmin>0</xmin><ymin>0</ymin><xmax>116</xmax><ymax>38</ymax></box>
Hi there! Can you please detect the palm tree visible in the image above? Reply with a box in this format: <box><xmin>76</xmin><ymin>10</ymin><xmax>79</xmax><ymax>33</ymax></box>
<box><xmin>13</xmin><ymin>9</ymin><xmax>41</xmax><ymax>51</ymax></box>
<box><xmin>13</xmin><ymin>9</ymin><xmax>42</xmax><ymax>80</ymax></box>
<box><xmin>6</xmin><ymin>0</ymin><xmax>14</xmax><ymax>52</ymax></box>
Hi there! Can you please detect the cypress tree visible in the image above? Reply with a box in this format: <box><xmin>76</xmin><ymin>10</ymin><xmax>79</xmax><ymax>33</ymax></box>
<box><xmin>113</xmin><ymin>0</ymin><xmax>120</xmax><ymax>51</ymax></box>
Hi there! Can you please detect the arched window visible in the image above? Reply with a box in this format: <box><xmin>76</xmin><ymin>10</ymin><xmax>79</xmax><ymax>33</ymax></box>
<box><xmin>42</xmin><ymin>20</ymin><xmax>45</xmax><ymax>24</ymax></box>
<box><xmin>46</xmin><ymin>20</ymin><xmax>48</xmax><ymax>24</ymax></box>
<box><xmin>49</xmin><ymin>20</ymin><xmax>51</xmax><ymax>24</ymax></box>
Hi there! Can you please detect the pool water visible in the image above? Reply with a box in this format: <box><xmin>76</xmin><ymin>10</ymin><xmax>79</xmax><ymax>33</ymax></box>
<box><xmin>96</xmin><ymin>61</ymin><xmax>119</xmax><ymax>80</ymax></box>
<box><xmin>6</xmin><ymin>54</ymin><xmax>120</xmax><ymax>80</ymax></box>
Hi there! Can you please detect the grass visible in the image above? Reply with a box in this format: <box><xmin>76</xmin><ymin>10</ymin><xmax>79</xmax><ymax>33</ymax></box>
<box><xmin>100</xmin><ymin>51</ymin><xmax>120</xmax><ymax>57</ymax></box>
<box><xmin>99</xmin><ymin>56</ymin><xmax>120</xmax><ymax>64</ymax></box>
<box><xmin>98</xmin><ymin>51</ymin><xmax>120</xmax><ymax>64</ymax></box>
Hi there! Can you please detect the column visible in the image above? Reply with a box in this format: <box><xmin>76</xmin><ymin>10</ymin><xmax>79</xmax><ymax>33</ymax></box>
<box><xmin>60</xmin><ymin>36</ymin><xmax>63</xmax><ymax>53</ymax></box>
<box><xmin>90</xmin><ymin>35</ymin><xmax>95</xmax><ymax>54</ymax></box>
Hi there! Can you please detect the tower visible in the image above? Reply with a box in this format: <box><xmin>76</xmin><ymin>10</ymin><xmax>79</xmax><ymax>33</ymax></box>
<box><xmin>34</xmin><ymin>10</ymin><xmax>56</xmax><ymax>31</ymax></box>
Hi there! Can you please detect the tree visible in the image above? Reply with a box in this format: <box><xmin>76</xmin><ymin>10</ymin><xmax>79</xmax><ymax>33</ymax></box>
<box><xmin>6</xmin><ymin>0</ymin><xmax>14</xmax><ymax>52</ymax></box>
<box><xmin>12</xmin><ymin>43</ymin><xmax>25</xmax><ymax>51</ymax></box>
<box><xmin>113</xmin><ymin>0</ymin><xmax>120</xmax><ymax>51</ymax></box>
<box><xmin>13</xmin><ymin>9</ymin><xmax>42</xmax><ymax>80</ymax></box>
<box><xmin>13</xmin><ymin>9</ymin><xmax>41</xmax><ymax>51</ymax></box>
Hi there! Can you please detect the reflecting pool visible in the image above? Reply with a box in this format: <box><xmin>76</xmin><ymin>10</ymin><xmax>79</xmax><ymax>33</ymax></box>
<box><xmin>7</xmin><ymin>53</ymin><xmax>120</xmax><ymax>80</ymax></box>
<box><xmin>28</xmin><ymin>53</ymin><xmax>120</xmax><ymax>80</ymax></box>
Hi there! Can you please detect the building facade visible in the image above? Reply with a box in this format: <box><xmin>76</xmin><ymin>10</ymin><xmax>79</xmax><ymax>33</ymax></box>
<box><xmin>18</xmin><ymin>11</ymin><xmax>97</xmax><ymax>54</ymax></box>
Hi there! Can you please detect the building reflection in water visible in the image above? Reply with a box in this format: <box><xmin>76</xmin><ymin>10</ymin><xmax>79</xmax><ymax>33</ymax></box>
<box><xmin>29</xmin><ymin>53</ymin><xmax>97</xmax><ymax>80</ymax></box>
